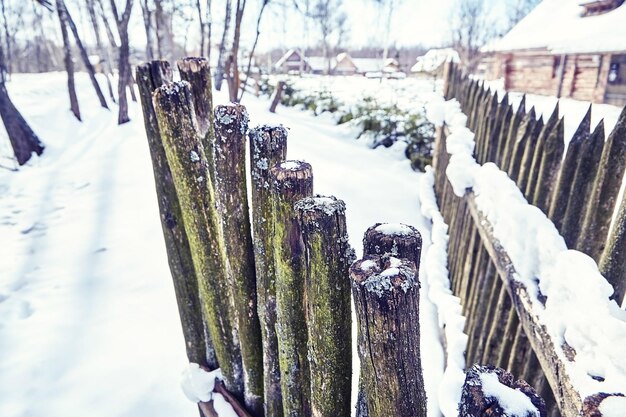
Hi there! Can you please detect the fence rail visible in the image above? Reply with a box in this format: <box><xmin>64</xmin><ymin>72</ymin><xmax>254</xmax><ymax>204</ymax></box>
<box><xmin>435</xmin><ymin>62</ymin><xmax>626</xmax><ymax>417</ymax></box>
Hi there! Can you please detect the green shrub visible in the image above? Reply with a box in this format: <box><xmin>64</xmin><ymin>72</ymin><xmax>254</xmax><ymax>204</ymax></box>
<box><xmin>272</xmin><ymin>83</ymin><xmax>435</xmax><ymax>172</ymax></box>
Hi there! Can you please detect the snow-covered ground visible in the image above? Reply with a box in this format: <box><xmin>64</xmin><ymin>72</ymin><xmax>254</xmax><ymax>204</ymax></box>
<box><xmin>0</xmin><ymin>72</ymin><xmax>451</xmax><ymax>417</ymax></box>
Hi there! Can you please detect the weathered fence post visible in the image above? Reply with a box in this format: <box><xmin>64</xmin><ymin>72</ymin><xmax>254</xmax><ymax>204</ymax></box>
<box><xmin>578</xmin><ymin>106</ymin><xmax>626</xmax><ymax>261</ymax></box>
<box><xmin>153</xmin><ymin>81</ymin><xmax>244</xmax><ymax>398</ymax></box>
<box><xmin>213</xmin><ymin>104</ymin><xmax>264</xmax><ymax>416</ymax></box>
<box><xmin>458</xmin><ymin>365</ymin><xmax>546</xmax><ymax>417</ymax></box>
<box><xmin>295</xmin><ymin>195</ymin><xmax>354</xmax><ymax>417</ymax></box>
<box><xmin>531</xmin><ymin>117</ymin><xmax>564</xmax><ymax>211</ymax></box>
<box><xmin>548</xmin><ymin>108</ymin><xmax>590</xmax><ymax>230</ymax></box>
<box><xmin>136</xmin><ymin>61</ymin><xmax>216</xmax><ymax>368</ymax></box>
<box><xmin>177</xmin><ymin>57</ymin><xmax>214</xmax><ymax>140</ymax></box>
<box><xmin>524</xmin><ymin>104</ymin><xmax>559</xmax><ymax>200</ymax></box>
<box><xmin>270</xmin><ymin>160</ymin><xmax>314</xmax><ymax>417</ymax></box>
<box><xmin>561</xmin><ymin>121</ymin><xmax>605</xmax><ymax>249</ymax></box>
<box><xmin>599</xmin><ymin>189</ymin><xmax>626</xmax><ymax>304</ymax></box>
<box><xmin>270</xmin><ymin>81</ymin><xmax>285</xmax><ymax>113</ymax></box>
<box><xmin>351</xmin><ymin>255</ymin><xmax>427</xmax><ymax>417</ymax></box>
<box><xmin>249</xmin><ymin>126</ymin><xmax>288</xmax><ymax>417</ymax></box>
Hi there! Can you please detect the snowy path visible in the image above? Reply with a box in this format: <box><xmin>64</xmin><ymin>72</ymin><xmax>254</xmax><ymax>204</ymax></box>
<box><xmin>0</xmin><ymin>73</ymin><xmax>444</xmax><ymax>417</ymax></box>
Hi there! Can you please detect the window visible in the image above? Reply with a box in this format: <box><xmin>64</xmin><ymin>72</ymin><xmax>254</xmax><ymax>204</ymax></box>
<box><xmin>609</xmin><ymin>63</ymin><xmax>620</xmax><ymax>84</ymax></box>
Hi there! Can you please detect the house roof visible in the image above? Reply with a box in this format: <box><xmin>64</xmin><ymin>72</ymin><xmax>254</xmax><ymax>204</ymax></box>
<box><xmin>274</xmin><ymin>49</ymin><xmax>304</xmax><ymax>68</ymax></box>
<box><xmin>484</xmin><ymin>0</ymin><xmax>626</xmax><ymax>54</ymax></box>
<box><xmin>411</xmin><ymin>48</ymin><xmax>460</xmax><ymax>73</ymax></box>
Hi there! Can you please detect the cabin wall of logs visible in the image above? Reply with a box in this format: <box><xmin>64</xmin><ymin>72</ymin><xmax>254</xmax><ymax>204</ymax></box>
<box><xmin>436</xmin><ymin>62</ymin><xmax>626</xmax><ymax>417</ymax></box>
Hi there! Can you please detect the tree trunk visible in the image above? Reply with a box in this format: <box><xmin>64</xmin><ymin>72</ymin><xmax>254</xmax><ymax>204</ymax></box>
<box><xmin>153</xmin><ymin>81</ymin><xmax>244</xmax><ymax>397</ymax></box>
<box><xmin>61</xmin><ymin>0</ymin><xmax>108</xmax><ymax>109</ymax></box>
<box><xmin>239</xmin><ymin>0</ymin><xmax>268</xmax><ymax>102</ymax></box>
<box><xmin>0</xmin><ymin>82</ymin><xmax>44</xmax><ymax>165</ymax></box>
<box><xmin>139</xmin><ymin>0</ymin><xmax>154</xmax><ymax>60</ymax></box>
<box><xmin>269</xmin><ymin>81</ymin><xmax>284</xmax><ymax>113</ymax></box>
<box><xmin>227</xmin><ymin>0</ymin><xmax>245</xmax><ymax>102</ymax></box>
<box><xmin>86</xmin><ymin>0</ymin><xmax>116</xmax><ymax>103</ymax></box>
<box><xmin>270</xmin><ymin>160</ymin><xmax>314</xmax><ymax>417</ymax></box>
<box><xmin>56</xmin><ymin>0</ymin><xmax>81</xmax><ymax>121</ymax></box>
<box><xmin>214</xmin><ymin>0</ymin><xmax>231</xmax><ymax>91</ymax></box>
<box><xmin>110</xmin><ymin>0</ymin><xmax>133</xmax><ymax>125</ymax></box>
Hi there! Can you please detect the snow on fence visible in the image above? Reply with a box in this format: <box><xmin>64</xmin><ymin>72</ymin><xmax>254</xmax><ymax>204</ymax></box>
<box><xmin>431</xmin><ymin>62</ymin><xmax>626</xmax><ymax>417</ymax></box>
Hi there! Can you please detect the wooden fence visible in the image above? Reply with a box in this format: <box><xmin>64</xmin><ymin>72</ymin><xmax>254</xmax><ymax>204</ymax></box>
<box><xmin>435</xmin><ymin>62</ymin><xmax>626</xmax><ymax>417</ymax></box>
<box><xmin>134</xmin><ymin>56</ymin><xmax>623</xmax><ymax>417</ymax></box>
<box><xmin>136</xmin><ymin>58</ymin><xmax>435</xmax><ymax>417</ymax></box>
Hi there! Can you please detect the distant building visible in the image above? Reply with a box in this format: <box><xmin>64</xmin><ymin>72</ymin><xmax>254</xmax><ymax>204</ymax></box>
<box><xmin>480</xmin><ymin>0</ymin><xmax>626</xmax><ymax>105</ymax></box>
<box><xmin>273</xmin><ymin>50</ymin><xmax>402</xmax><ymax>76</ymax></box>
<box><xmin>411</xmin><ymin>48</ymin><xmax>460</xmax><ymax>77</ymax></box>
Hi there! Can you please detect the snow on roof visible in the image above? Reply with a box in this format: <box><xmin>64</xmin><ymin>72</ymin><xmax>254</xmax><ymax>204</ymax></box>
<box><xmin>411</xmin><ymin>48</ymin><xmax>460</xmax><ymax>73</ymax></box>
<box><xmin>306</xmin><ymin>56</ymin><xmax>336</xmax><ymax>72</ymax></box>
<box><xmin>484</xmin><ymin>0</ymin><xmax>626</xmax><ymax>54</ymax></box>
<box><xmin>351</xmin><ymin>58</ymin><xmax>384</xmax><ymax>73</ymax></box>
<box><xmin>274</xmin><ymin>49</ymin><xmax>303</xmax><ymax>68</ymax></box>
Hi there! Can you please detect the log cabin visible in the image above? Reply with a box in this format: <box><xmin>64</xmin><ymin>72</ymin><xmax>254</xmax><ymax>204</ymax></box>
<box><xmin>480</xmin><ymin>0</ymin><xmax>626</xmax><ymax>106</ymax></box>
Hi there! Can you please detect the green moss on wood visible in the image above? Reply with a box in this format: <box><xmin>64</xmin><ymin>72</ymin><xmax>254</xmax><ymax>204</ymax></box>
<box><xmin>351</xmin><ymin>256</ymin><xmax>427</xmax><ymax>417</ymax></box>
<box><xmin>296</xmin><ymin>196</ymin><xmax>354</xmax><ymax>417</ymax></box>
<box><xmin>136</xmin><ymin>62</ymin><xmax>215</xmax><ymax>368</ymax></box>
<box><xmin>524</xmin><ymin>104</ymin><xmax>559</xmax><ymax>200</ymax></box>
<box><xmin>249</xmin><ymin>125</ymin><xmax>288</xmax><ymax>417</ymax></box>
<box><xmin>153</xmin><ymin>81</ymin><xmax>243</xmax><ymax>396</ymax></box>
<box><xmin>270</xmin><ymin>161</ymin><xmax>314</xmax><ymax>417</ymax></box>
<box><xmin>213</xmin><ymin>104</ymin><xmax>264</xmax><ymax>416</ymax></box>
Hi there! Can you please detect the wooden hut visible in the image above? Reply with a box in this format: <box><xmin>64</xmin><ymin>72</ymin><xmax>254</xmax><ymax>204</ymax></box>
<box><xmin>481</xmin><ymin>0</ymin><xmax>626</xmax><ymax>105</ymax></box>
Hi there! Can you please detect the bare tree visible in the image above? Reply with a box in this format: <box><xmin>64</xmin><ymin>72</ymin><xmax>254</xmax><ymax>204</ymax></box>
<box><xmin>139</xmin><ymin>0</ymin><xmax>155</xmax><ymax>60</ymax></box>
<box><xmin>225</xmin><ymin>0</ymin><xmax>245</xmax><ymax>102</ymax></box>
<box><xmin>239</xmin><ymin>0</ymin><xmax>269</xmax><ymax>102</ymax></box>
<box><xmin>109</xmin><ymin>0</ymin><xmax>133</xmax><ymax>124</ymax></box>
<box><xmin>214</xmin><ymin>0</ymin><xmax>231</xmax><ymax>91</ymax></box>
<box><xmin>60</xmin><ymin>0</ymin><xmax>109</xmax><ymax>109</ymax></box>
<box><xmin>55</xmin><ymin>0</ymin><xmax>81</xmax><ymax>120</ymax></box>
<box><xmin>506</xmin><ymin>0</ymin><xmax>540</xmax><ymax>31</ymax></box>
<box><xmin>0</xmin><ymin>25</ymin><xmax>44</xmax><ymax>165</ymax></box>
<box><xmin>308</xmin><ymin>0</ymin><xmax>346</xmax><ymax>74</ymax></box>
<box><xmin>451</xmin><ymin>0</ymin><xmax>491</xmax><ymax>71</ymax></box>
<box><xmin>86</xmin><ymin>0</ymin><xmax>116</xmax><ymax>102</ymax></box>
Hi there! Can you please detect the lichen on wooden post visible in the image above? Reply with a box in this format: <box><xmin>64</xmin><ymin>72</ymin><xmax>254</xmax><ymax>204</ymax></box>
<box><xmin>136</xmin><ymin>61</ymin><xmax>216</xmax><ymax>369</ymax></box>
<box><xmin>515</xmin><ymin>112</ymin><xmax>544</xmax><ymax>190</ymax></box>
<box><xmin>578</xmin><ymin>106</ymin><xmax>626</xmax><ymax>261</ymax></box>
<box><xmin>249</xmin><ymin>125</ymin><xmax>288</xmax><ymax>417</ymax></box>
<box><xmin>213</xmin><ymin>103</ymin><xmax>264</xmax><ymax>416</ymax></box>
<box><xmin>548</xmin><ymin>107</ymin><xmax>590</xmax><ymax>231</ymax></box>
<box><xmin>458</xmin><ymin>365</ymin><xmax>546</xmax><ymax>417</ymax></box>
<box><xmin>270</xmin><ymin>160</ymin><xmax>314</xmax><ymax>417</ymax></box>
<box><xmin>351</xmin><ymin>255</ymin><xmax>427</xmax><ymax>417</ymax></box>
<box><xmin>295</xmin><ymin>195</ymin><xmax>355</xmax><ymax>417</ymax></box>
<box><xmin>363</xmin><ymin>223</ymin><xmax>422</xmax><ymax>265</ymax></box>
<box><xmin>153</xmin><ymin>81</ymin><xmax>243</xmax><ymax>397</ymax></box>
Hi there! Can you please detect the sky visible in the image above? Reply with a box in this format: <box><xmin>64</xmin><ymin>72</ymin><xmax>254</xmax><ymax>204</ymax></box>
<box><xmin>121</xmin><ymin>0</ymin><xmax>512</xmax><ymax>54</ymax></box>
